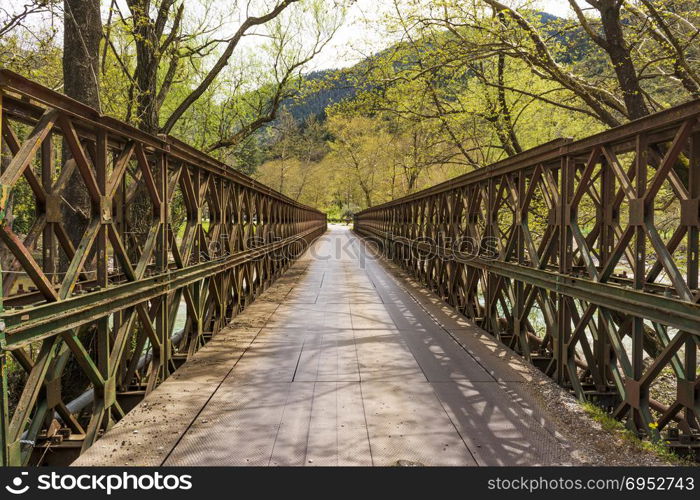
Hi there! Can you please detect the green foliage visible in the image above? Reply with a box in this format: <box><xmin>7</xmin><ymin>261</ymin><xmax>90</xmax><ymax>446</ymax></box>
<box><xmin>6</xmin><ymin>178</ymin><xmax>35</xmax><ymax>236</ymax></box>
<box><xmin>581</xmin><ymin>402</ymin><xmax>689</xmax><ymax>465</ymax></box>
<box><xmin>0</xmin><ymin>29</ymin><xmax>62</xmax><ymax>86</ymax></box>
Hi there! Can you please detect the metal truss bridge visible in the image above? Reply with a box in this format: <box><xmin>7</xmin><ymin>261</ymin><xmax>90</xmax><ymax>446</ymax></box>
<box><xmin>0</xmin><ymin>71</ymin><xmax>698</xmax><ymax>465</ymax></box>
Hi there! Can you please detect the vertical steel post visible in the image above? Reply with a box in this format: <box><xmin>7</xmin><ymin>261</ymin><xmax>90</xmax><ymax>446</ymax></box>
<box><xmin>157</xmin><ymin>150</ymin><xmax>170</xmax><ymax>382</ymax></box>
<box><xmin>485</xmin><ymin>177</ymin><xmax>498</xmax><ymax>336</ymax></box>
<box><xmin>514</xmin><ymin>170</ymin><xmax>529</xmax><ymax>359</ymax></box>
<box><xmin>632</xmin><ymin>134</ymin><xmax>648</xmax><ymax>429</ymax></box>
<box><xmin>95</xmin><ymin>129</ymin><xmax>110</xmax><ymax>429</ymax></box>
<box><xmin>0</xmin><ymin>90</ymin><xmax>8</xmax><ymax>467</ymax></box>
<box><xmin>596</xmin><ymin>156</ymin><xmax>613</xmax><ymax>391</ymax></box>
<box><xmin>558</xmin><ymin>157</ymin><xmax>574</xmax><ymax>386</ymax></box>
<box><xmin>685</xmin><ymin>132</ymin><xmax>700</xmax><ymax>432</ymax></box>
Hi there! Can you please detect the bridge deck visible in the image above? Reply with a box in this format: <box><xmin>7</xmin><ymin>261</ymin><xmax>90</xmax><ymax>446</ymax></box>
<box><xmin>74</xmin><ymin>226</ymin><xmax>575</xmax><ymax>466</ymax></box>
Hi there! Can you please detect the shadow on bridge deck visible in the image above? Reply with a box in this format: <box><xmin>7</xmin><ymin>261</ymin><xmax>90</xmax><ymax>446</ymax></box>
<box><xmin>73</xmin><ymin>226</ymin><xmax>576</xmax><ymax>466</ymax></box>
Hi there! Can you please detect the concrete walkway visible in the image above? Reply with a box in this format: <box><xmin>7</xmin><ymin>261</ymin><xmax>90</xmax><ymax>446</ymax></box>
<box><xmin>74</xmin><ymin>226</ymin><xmax>575</xmax><ymax>466</ymax></box>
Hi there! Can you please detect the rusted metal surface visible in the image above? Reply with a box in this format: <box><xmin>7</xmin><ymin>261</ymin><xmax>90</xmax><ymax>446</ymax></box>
<box><xmin>355</xmin><ymin>100</ymin><xmax>700</xmax><ymax>456</ymax></box>
<box><xmin>0</xmin><ymin>70</ymin><xmax>326</xmax><ymax>465</ymax></box>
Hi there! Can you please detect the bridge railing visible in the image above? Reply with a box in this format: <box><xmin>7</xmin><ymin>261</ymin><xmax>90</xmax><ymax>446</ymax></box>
<box><xmin>0</xmin><ymin>70</ymin><xmax>326</xmax><ymax>465</ymax></box>
<box><xmin>355</xmin><ymin>99</ymin><xmax>700</xmax><ymax>449</ymax></box>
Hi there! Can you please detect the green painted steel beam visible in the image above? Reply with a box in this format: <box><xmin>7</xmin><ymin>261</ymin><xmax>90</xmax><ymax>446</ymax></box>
<box><xmin>358</xmin><ymin>226</ymin><xmax>700</xmax><ymax>337</ymax></box>
<box><xmin>0</xmin><ymin>226</ymin><xmax>324</xmax><ymax>350</ymax></box>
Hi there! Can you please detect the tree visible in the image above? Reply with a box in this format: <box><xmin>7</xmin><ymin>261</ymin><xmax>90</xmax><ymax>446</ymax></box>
<box><xmin>203</xmin><ymin>1</ymin><xmax>341</xmax><ymax>151</ymax></box>
<box><xmin>62</xmin><ymin>0</ymin><xmax>103</xmax><ymax>260</ymax></box>
<box><xmin>633</xmin><ymin>0</ymin><xmax>700</xmax><ymax>98</ymax></box>
<box><xmin>393</xmin><ymin>120</ymin><xmax>459</xmax><ymax>192</ymax></box>
<box><xmin>327</xmin><ymin>114</ymin><xmax>394</xmax><ymax>208</ymax></box>
<box><xmin>101</xmin><ymin>0</ymin><xmax>342</xmax><ymax>136</ymax></box>
<box><xmin>63</xmin><ymin>0</ymin><xmax>102</xmax><ymax>111</ymax></box>
<box><xmin>568</xmin><ymin>0</ymin><xmax>649</xmax><ymax>119</ymax></box>
<box><xmin>268</xmin><ymin>109</ymin><xmax>301</xmax><ymax>192</ymax></box>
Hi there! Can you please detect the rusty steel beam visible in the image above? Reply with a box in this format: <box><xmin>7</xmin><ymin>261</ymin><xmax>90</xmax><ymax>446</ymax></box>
<box><xmin>0</xmin><ymin>71</ymin><xmax>326</xmax><ymax>465</ymax></box>
<box><xmin>355</xmin><ymin>98</ymin><xmax>700</xmax><ymax>454</ymax></box>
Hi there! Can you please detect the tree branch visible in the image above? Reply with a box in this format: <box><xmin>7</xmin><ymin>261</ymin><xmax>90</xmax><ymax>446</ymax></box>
<box><xmin>161</xmin><ymin>0</ymin><xmax>300</xmax><ymax>134</ymax></box>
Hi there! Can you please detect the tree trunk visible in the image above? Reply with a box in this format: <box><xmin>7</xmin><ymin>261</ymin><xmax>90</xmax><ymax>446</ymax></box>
<box><xmin>590</xmin><ymin>0</ymin><xmax>650</xmax><ymax>119</ymax></box>
<box><xmin>129</xmin><ymin>0</ymin><xmax>160</xmax><ymax>134</ymax></box>
<box><xmin>496</xmin><ymin>53</ymin><xmax>522</xmax><ymax>154</ymax></box>
<box><xmin>63</xmin><ymin>0</ymin><xmax>101</xmax><ymax>110</ymax></box>
<box><xmin>123</xmin><ymin>0</ymin><xmax>162</xmax><ymax>259</ymax></box>
<box><xmin>60</xmin><ymin>0</ymin><xmax>103</xmax><ymax>413</ymax></box>
<box><xmin>62</xmin><ymin>0</ymin><xmax>102</xmax><ymax>265</ymax></box>
<box><xmin>363</xmin><ymin>189</ymin><xmax>372</xmax><ymax>209</ymax></box>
